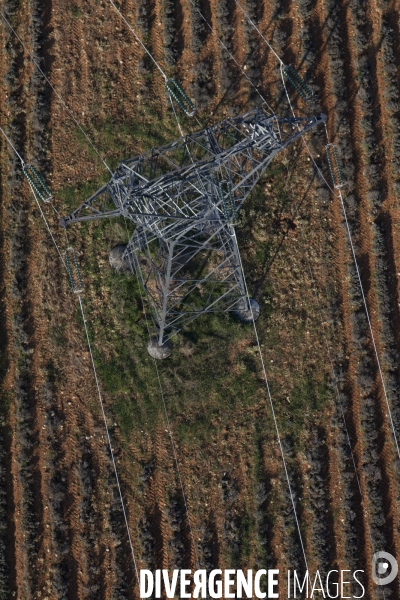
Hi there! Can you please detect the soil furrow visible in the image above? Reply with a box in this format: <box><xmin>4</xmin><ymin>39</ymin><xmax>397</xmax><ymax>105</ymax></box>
<box><xmin>306</xmin><ymin>0</ymin><xmax>399</xmax><ymax>595</ymax></box>
<box><xmin>75</xmin><ymin>434</ymin><xmax>109</xmax><ymax>600</ymax></box>
<box><xmin>104</xmin><ymin>440</ymin><xmax>135</xmax><ymax>600</ymax></box>
<box><xmin>183</xmin><ymin>0</ymin><xmax>217</xmax><ymax>114</ymax></box>
<box><xmin>243</xmin><ymin>0</ymin><xmax>266</xmax><ymax>97</ymax></box>
<box><xmin>0</xmin><ymin>4</ymin><xmax>19</xmax><ymax>596</ymax></box>
<box><xmin>118</xmin><ymin>0</ymin><xmax>140</xmax><ymax>110</ymax></box>
<box><xmin>303</xmin><ymin>428</ymin><xmax>336</xmax><ymax>577</ymax></box>
<box><xmin>256</xmin><ymin>447</ymin><xmax>282</xmax><ymax>573</ymax></box>
<box><xmin>173</xmin><ymin>0</ymin><xmax>195</xmax><ymax>100</ymax></box>
<box><xmin>278</xmin><ymin>0</ymin><xmax>367</xmax><ymax>582</ymax></box>
<box><xmin>137</xmin><ymin>0</ymin><xmax>168</xmax><ymax>115</ymax></box>
<box><xmin>229</xmin><ymin>0</ymin><xmax>250</xmax><ymax>109</ymax></box>
<box><xmin>257</xmin><ymin>0</ymin><xmax>281</xmax><ymax>110</ymax></box>
<box><xmin>1</xmin><ymin>2</ymin><xmax>49</xmax><ymax>597</ymax></box>
<box><xmin>336</xmin><ymin>1</ymin><xmax>400</xmax><ymax>589</ymax></box>
<box><xmin>172</xmin><ymin>446</ymin><xmax>198</xmax><ymax>570</ymax></box>
<box><xmin>280</xmin><ymin>446</ymin><xmax>306</xmax><ymax>592</ymax></box>
<box><xmin>212</xmin><ymin>0</ymin><xmax>239</xmax><ymax>108</ymax></box>
<box><xmin>3</xmin><ymin>0</ymin><xmax>400</xmax><ymax>597</ymax></box>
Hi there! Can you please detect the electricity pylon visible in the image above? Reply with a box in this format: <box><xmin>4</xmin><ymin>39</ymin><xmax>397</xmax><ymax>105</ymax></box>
<box><xmin>60</xmin><ymin>108</ymin><xmax>326</xmax><ymax>355</ymax></box>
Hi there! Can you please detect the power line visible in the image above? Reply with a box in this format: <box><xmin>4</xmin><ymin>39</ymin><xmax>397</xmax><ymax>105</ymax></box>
<box><xmin>232</xmin><ymin>0</ymin><xmax>283</xmax><ymax>65</ymax></box>
<box><xmin>231</xmin><ymin>228</ymin><xmax>310</xmax><ymax>577</ymax></box>
<box><xmin>280</xmin><ymin>61</ymin><xmax>400</xmax><ymax>461</ymax></box>
<box><xmin>0</xmin><ymin>30</ymin><xmax>144</xmax><ymax>576</ymax></box>
<box><xmin>0</xmin><ymin>125</ymin><xmax>25</xmax><ymax>165</ymax></box>
<box><xmin>109</xmin><ymin>0</ymin><xmax>167</xmax><ymax>81</ymax></box>
<box><xmin>0</xmin><ymin>11</ymin><xmax>113</xmax><ymax>176</ymax></box>
<box><xmin>297</xmin><ymin>212</ymin><xmax>386</xmax><ymax>597</ymax></box>
<box><xmin>6</xmin><ymin>145</ymin><xmax>142</xmax><ymax>584</ymax></box>
<box><xmin>0</xmin><ymin>126</ymin><xmax>142</xmax><ymax>586</ymax></box>
<box><xmin>78</xmin><ymin>292</ymin><xmax>140</xmax><ymax>582</ymax></box>
<box><xmin>2</xmin><ymin>6</ymin><xmax>202</xmax><ymax>572</ymax></box>
<box><xmin>185</xmin><ymin>0</ymin><xmax>274</xmax><ymax>113</ymax></box>
<box><xmin>338</xmin><ymin>188</ymin><xmax>400</xmax><ymax>460</ymax></box>
<box><xmin>232</xmin><ymin>4</ymin><xmax>400</xmax><ymax>463</ymax></box>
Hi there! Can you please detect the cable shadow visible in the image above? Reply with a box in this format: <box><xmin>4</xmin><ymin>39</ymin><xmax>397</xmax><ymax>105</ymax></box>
<box><xmin>239</xmin><ymin>161</ymin><xmax>317</xmax><ymax>299</ymax></box>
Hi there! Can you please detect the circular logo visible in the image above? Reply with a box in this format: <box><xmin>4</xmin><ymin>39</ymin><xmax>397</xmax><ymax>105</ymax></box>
<box><xmin>372</xmin><ymin>551</ymin><xmax>398</xmax><ymax>585</ymax></box>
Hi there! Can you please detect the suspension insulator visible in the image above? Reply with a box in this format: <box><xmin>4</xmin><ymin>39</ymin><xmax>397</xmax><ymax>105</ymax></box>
<box><xmin>166</xmin><ymin>79</ymin><xmax>196</xmax><ymax>117</ymax></box>
<box><xmin>65</xmin><ymin>247</ymin><xmax>84</xmax><ymax>293</ymax></box>
<box><xmin>283</xmin><ymin>66</ymin><xmax>312</xmax><ymax>101</ymax></box>
<box><xmin>326</xmin><ymin>143</ymin><xmax>344</xmax><ymax>189</ymax></box>
<box><xmin>23</xmin><ymin>164</ymin><xmax>52</xmax><ymax>202</ymax></box>
<box><xmin>218</xmin><ymin>180</ymin><xmax>236</xmax><ymax>223</ymax></box>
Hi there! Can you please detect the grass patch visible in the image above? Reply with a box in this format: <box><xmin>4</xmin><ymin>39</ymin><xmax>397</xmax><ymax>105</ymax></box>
<box><xmin>68</xmin><ymin>117</ymin><xmax>332</xmax><ymax>478</ymax></box>
<box><xmin>57</xmin><ymin>179</ymin><xmax>108</xmax><ymax>215</ymax></box>
<box><xmin>290</xmin><ymin>375</ymin><xmax>329</xmax><ymax>420</ymax></box>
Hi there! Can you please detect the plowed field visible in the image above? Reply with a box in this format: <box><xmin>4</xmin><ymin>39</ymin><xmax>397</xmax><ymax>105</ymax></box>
<box><xmin>1</xmin><ymin>0</ymin><xmax>400</xmax><ymax>598</ymax></box>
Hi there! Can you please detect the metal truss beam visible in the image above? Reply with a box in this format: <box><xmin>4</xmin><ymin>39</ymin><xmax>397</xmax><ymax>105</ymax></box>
<box><xmin>61</xmin><ymin>108</ymin><xmax>326</xmax><ymax>344</ymax></box>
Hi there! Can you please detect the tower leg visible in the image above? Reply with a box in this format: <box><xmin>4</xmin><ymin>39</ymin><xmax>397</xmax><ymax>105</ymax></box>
<box><xmin>228</xmin><ymin>225</ymin><xmax>247</xmax><ymax>299</ymax></box>
<box><xmin>228</xmin><ymin>225</ymin><xmax>259</xmax><ymax>322</ymax></box>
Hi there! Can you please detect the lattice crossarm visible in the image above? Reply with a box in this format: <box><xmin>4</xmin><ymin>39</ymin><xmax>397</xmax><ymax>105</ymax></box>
<box><xmin>59</xmin><ymin>182</ymin><xmax>122</xmax><ymax>227</ymax></box>
<box><xmin>60</xmin><ymin>108</ymin><xmax>328</xmax><ymax>346</ymax></box>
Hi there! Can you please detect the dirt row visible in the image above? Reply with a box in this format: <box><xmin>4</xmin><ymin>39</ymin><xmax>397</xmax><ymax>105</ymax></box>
<box><xmin>293</xmin><ymin>0</ymin><xmax>400</xmax><ymax>597</ymax></box>
<box><xmin>1</xmin><ymin>0</ymin><xmax>400</xmax><ymax>598</ymax></box>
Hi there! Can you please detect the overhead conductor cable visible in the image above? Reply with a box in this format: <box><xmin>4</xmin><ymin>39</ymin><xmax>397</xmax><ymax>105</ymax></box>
<box><xmin>224</xmin><ymin>3</ymin><xmax>393</xmax><ymax>575</ymax></box>
<box><xmin>231</xmin><ymin>228</ymin><xmax>310</xmax><ymax>577</ymax></box>
<box><xmin>181</xmin><ymin>0</ymin><xmax>310</xmax><ymax>574</ymax></box>
<box><xmin>2</xmin><ymin>11</ymin><xmax>199</xmax><ymax>577</ymax></box>
<box><xmin>1</xmin><ymin>11</ymin><xmax>113</xmax><ymax>175</ymax></box>
<box><xmin>109</xmin><ymin>0</ymin><xmax>196</xmax><ymax>116</ymax></box>
<box><xmin>0</xmin><ymin>129</ymin><xmax>141</xmax><ymax>581</ymax></box>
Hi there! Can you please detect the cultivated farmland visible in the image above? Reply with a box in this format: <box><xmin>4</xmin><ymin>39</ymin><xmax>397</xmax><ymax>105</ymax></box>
<box><xmin>0</xmin><ymin>0</ymin><xmax>400</xmax><ymax>599</ymax></box>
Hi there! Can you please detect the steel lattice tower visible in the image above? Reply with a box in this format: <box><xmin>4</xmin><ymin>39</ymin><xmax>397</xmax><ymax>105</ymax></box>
<box><xmin>61</xmin><ymin>108</ymin><xmax>326</xmax><ymax>352</ymax></box>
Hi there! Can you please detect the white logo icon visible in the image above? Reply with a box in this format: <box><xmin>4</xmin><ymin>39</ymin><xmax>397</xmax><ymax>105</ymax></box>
<box><xmin>372</xmin><ymin>551</ymin><xmax>398</xmax><ymax>585</ymax></box>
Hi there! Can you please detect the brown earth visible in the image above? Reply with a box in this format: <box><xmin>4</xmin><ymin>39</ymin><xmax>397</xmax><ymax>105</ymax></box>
<box><xmin>1</xmin><ymin>0</ymin><xmax>400</xmax><ymax>598</ymax></box>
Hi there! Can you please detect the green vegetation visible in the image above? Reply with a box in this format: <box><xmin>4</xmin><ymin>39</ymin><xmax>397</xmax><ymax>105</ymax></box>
<box><xmin>47</xmin><ymin>101</ymin><xmax>338</xmax><ymax>577</ymax></box>
<box><xmin>57</xmin><ymin>180</ymin><xmax>107</xmax><ymax>215</ymax></box>
<box><xmin>74</xmin><ymin>104</ymin><xmax>197</xmax><ymax>169</ymax></box>
<box><xmin>68</xmin><ymin>4</ymin><xmax>82</xmax><ymax>18</ymax></box>
<box><xmin>290</xmin><ymin>375</ymin><xmax>329</xmax><ymax>421</ymax></box>
<box><xmin>56</xmin><ymin>107</ymin><xmax>333</xmax><ymax>536</ymax></box>
<box><xmin>65</xmin><ymin>153</ymin><xmax>332</xmax><ymax>459</ymax></box>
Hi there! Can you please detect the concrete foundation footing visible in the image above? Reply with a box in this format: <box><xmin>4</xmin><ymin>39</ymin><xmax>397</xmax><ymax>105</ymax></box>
<box><xmin>147</xmin><ymin>336</ymin><xmax>173</xmax><ymax>359</ymax></box>
<box><xmin>233</xmin><ymin>298</ymin><xmax>260</xmax><ymax>323</ymax></box>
